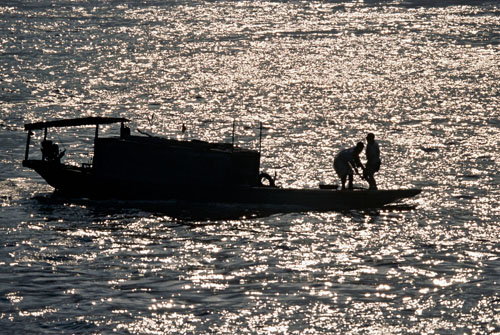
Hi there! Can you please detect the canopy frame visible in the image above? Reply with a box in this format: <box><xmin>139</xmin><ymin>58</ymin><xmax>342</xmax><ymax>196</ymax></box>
<box><xmin>23</xmin><ymin>117</ymin><xmax>129</xmax><ymax>162</ymax></box>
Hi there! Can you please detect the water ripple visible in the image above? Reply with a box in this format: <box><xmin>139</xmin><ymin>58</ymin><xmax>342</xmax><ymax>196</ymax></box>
<box><xmin>1</xmin><ymin>1</ymin><xmax>500</xmax><ymax>334</ymax></box>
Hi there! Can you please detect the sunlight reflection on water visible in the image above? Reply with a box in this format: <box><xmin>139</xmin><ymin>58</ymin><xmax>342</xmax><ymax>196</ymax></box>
<box><xmin>1</xmin><ymin>1</ymin><xmax>500</xmax><ymax>334</ymax></box>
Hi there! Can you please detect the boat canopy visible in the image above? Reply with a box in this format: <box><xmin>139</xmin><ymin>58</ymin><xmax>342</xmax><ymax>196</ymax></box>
<box><xmin>24</xmin><ymin>117</ymin><xmax>129</xmax><ymax>131</ymax></box>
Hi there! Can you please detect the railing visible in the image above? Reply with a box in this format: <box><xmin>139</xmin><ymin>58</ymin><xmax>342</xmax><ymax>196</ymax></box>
<box><xmin>134</xmin><ymin>118</ymin><xmax>267</xmax><ymax>153</ymax></box>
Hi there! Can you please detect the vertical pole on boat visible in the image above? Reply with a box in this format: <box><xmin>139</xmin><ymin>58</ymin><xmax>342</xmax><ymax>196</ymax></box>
<box><xmin>94</xmin><ymin>124</ymin><xmax>99</xmax><ymax>143</ymax></box>
<box><xmin>24</xmin><ymin>130</ymin><xmax>32</xmax><ymax>161</ymax></box>
<box><xmin>93</xmin><ymin>124</ymin><xmax>99</xmax><ymax>159</ymax></box>
<box><xmin>232</xmin><ymin>120</ymin><xmax>235</xmax><ymax>152</ymax></box>
<box><xmin>43</xmin><ymin>127</ymin><xmax>47</xmax><ymax>141</ymax></box>
<box><xmin>259</xmin><ymin>122</ymin><xmax>263</xmax><ymax>155</ymax></box>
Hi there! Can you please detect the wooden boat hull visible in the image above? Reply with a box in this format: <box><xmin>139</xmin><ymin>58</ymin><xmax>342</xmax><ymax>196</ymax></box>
<box><xmin>23</xmin><ymin>160</ymin><xmax>421</xmax><ymax>211</ymax></box>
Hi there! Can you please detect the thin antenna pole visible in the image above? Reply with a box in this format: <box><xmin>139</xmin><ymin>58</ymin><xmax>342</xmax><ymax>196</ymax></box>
<box><xmin>259</xmin><ymin>122</ymin><xmax>263</xmax><ymax>155</ymax></box>
<box><xmin>232</xmin><ymin>120</ymin><xmax>235</xmax><ymax>151</ymax></box>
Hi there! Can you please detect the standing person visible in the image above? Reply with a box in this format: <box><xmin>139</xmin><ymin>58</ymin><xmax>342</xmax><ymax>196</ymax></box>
<box><xmin>333</xmin><ymin>142</ymin><xmax>365</xmax><ymax>190</ymax></box>
<box><xmin>365</xmin><ymin>133</ymin><xmax>381</xmax><ymax>190</ymax></box>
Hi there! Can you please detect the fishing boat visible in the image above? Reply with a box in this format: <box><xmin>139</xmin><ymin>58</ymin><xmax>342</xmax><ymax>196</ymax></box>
<box><xmin>22</xmin><ymin>117</ymin><xmax>421</xmax><ymax>212</ymax></box>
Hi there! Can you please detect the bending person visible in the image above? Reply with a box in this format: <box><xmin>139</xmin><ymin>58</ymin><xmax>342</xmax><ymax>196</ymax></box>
<box><xmin>333</xmin><ymin>142</ymin><xmax>365</xmax><ymax>190</ymax></box>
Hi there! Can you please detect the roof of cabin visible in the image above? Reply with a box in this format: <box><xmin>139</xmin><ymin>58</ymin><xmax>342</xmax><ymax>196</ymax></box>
<box><xmin>24</xmin><ymin>117</ymin><xmax>129</xmax><ymax>130</ymax></box>
<box><xmin>98</xmin><ymin>135</ymin><xmax>254</xmax><ymax>154</ymax></box>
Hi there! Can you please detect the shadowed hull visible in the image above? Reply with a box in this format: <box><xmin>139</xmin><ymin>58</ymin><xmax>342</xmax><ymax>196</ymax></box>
<box><xmin>23</xmin><ymin>160</ymin><xmax>421</xmax><ymax>211</ymax></box>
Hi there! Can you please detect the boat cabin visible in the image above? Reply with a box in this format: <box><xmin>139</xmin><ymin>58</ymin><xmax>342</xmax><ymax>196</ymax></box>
<box><xmin>23</xmin><ymin>117</ymin><xmax>262</xmax><ymax>193</ymax></box>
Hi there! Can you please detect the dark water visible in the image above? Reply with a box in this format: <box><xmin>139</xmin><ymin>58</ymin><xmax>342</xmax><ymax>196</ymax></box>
<box><xmin>1</xmin><ymin>1</ymin><xmax>500</xmax><ymax>334</ymax></box>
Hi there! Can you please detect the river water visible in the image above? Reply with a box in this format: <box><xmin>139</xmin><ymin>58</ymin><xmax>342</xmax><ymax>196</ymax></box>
<box><xmin>1</xmin><ymin>1</ymin><xmax>500</xmax><ymax>334</ymax></box>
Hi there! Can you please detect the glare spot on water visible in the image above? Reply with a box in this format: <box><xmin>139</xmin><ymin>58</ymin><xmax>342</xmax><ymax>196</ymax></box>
<box><xmin>1</xmin><ymin>1</ymin><xmax>500</xmax><ymax>334</ymax></box>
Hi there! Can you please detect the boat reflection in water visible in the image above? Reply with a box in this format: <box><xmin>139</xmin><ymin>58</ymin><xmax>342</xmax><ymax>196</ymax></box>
<box><xmin>22</xmin><ymin>117</ymin><xmax>421</xmax><ymax>218</ymax></box>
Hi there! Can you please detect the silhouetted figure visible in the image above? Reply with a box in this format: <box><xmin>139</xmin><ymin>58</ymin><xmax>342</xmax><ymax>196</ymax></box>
<box><xmin>41</xmin><ymin>140</ymin><xmax>64</xmax><ymax>163</ymax></box>
<box><xmin>120</xmin><ymin>125</ymin><xmax>130</xmax><ymax>138</ymax></box>
<box><xmin>364</xmin><ymin>133</ymin><xmax>380</xmax><ymax>190</ymax></box>
<box><xmin>334</xmin><ymin>142</ymin><xmax>365</xmax><ymax>190</ymax></box>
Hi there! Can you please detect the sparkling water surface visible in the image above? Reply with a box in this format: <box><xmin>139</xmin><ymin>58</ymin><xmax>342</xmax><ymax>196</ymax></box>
<box><xmin>1</xmin><ymin>1</ymin><xmax>500</xmax><ymax>334</ymax></box>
